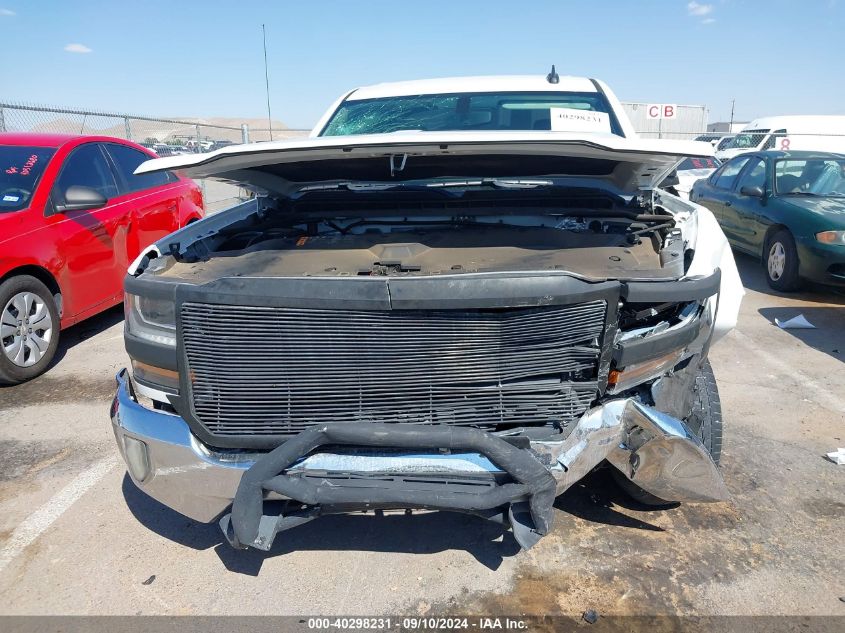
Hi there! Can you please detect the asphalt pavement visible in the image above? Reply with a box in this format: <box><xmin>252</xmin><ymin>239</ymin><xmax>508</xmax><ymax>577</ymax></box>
<box><xmin>0</xmin><ymin>254</ymin><xmax>842</xmax><ymax>617</ymax></box>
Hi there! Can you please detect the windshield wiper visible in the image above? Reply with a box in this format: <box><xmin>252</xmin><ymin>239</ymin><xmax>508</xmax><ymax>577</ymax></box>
<box><xmin>427</xmin><ymin>178</ymin><xmax>554</xmax><ymax>189</ymax></box>
<box><xmin>330</xmin><ymin>218</ymin><xmax>541</xmax><ymax>234</ymax></box>
<box><xmin>296</xmin><ymin>181</ymin><xmax>458</xmax><ymax>197</ymax></box>
<box><xmin>299</xmin><ymin>182</ymin><xmax>419</xmax><ymax>192</ymax></box>
<box><xmin>296</xmin><ymin>179</ymin><xmax>555</xmax><ymax>197</ymax></box>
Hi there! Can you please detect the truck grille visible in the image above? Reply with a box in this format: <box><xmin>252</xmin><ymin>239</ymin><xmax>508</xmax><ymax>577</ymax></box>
<box><xmin>181</xmin><ymin>301</ymin><xmax>606</xmax><ymax>439</ymax></box>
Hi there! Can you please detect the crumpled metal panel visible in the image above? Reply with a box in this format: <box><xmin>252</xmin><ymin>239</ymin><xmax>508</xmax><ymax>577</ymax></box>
<box><xmin>536</xmin><ymin>398</ymin><xmax>729</xmax><ymax>503</ymax></box>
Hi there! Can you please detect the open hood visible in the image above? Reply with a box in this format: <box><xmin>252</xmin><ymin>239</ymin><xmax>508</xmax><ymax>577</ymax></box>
<box><xmin>136</xmin><ymin>131</ymin><xmax>714</xmax><ymax>197</ymax></box>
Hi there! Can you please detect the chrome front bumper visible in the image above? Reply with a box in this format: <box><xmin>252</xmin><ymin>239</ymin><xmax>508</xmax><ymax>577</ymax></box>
<box><xmin>111</xmin><ymin>369</ymin><xmax>729</xmax><ymax>548</ymax></box>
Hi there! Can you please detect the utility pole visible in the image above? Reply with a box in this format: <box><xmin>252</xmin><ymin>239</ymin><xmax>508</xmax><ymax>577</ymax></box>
<box><xmin>262</xmin><ymin>23</ymin><xmax>273</xmax><ymax>141</ymax></box>
<box><xmin>729</xmin><ymin>99</ymin><xmax>735</xmax><ymax>132</ymax></box>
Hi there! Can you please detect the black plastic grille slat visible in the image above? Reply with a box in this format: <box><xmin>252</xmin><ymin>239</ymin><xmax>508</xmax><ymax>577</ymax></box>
<box><xmin>182</xmin><ymin>301</ymin><xmax>606</xmax><ymax>437</ymax></box>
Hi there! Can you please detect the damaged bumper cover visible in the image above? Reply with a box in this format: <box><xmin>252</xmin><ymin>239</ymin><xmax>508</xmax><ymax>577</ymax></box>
<box><xmin>111</xmin><ymin>369</ymin><xmax>729</xmax><ymax>551</ymax></box>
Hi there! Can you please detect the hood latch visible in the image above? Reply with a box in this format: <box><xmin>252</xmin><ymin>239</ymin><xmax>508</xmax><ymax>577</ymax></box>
<box><xmin>389</xmin><ymin>153</ymin><xmax>408</xmax><ymax>177</ymax></box>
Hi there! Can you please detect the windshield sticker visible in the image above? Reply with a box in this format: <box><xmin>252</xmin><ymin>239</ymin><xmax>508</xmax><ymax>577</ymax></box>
<box><xmin>550</xmin><ymin>108</ymin><xmax>611</xmax><ymax>133</ymax></box>
<box><xmin>2</xmin><ymin>195</ymin><xmax>20</xmax><ymax>202</ymax></box>
<box><xmin>5</xmin><ymin>154</ymin><xmax>40</xmax><ymax>176</ymax></box>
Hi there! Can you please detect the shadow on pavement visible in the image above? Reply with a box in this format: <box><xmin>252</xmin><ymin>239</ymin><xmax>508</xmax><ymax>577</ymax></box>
<box><xmin>0</xmin><ymin>304</ymin><xmax>124</xmax><ymax>405</ymax></box>
<box><xmin>122</xmin><ymin>466</ymin><xmax>668</xmax><ymax>576</ymax></box>
<box><xmin>121</xmin><ymin>473</ymin><xmax>520</xmax><ymax>574</ymax></box>
<box><xmin>733</xmin><ymin>251</ymin><xmax>845</xmax><ymax>305</ymax></box>
<box><xmin>728</xmin><ymin>251</ymin><xmax>844</xmax><ymax>363</ymax></box>
<box><xmin>53</xmin><ymin>303</ymin><xmax>125</xmax><ymax>362</ymax></box>
<box><xmin>0</xmin><ymin>303</ymin><xmax>123</xmax><ymax>388</ymax></box>
<box><xmin>554</xmin><ymin>468</ymin><xmax>670</xmax><ymax>532</ymax></box>
<box><xmin>757</xmin><ymin>306</ymin><xmax>845</xmax><ymax>363</ymax></box>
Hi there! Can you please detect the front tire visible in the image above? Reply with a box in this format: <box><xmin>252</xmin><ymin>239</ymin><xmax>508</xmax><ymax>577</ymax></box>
<box><xmin>612</xmin><ymin>360</ymin><xmax>723</xmax><ymax>506</ymax></box>
<box><xmin>764</xmin><ymin>229</ymin><xmax>801</xmax><ymax>291</ymax></box>
<box><xmin>0</xmin><ymin>275</ymin><xmax>61</xmax><ymax>385</ymax></box>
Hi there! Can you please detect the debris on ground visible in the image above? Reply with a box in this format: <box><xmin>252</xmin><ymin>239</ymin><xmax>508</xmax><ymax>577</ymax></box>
<box><xmin>824</xmin><ymin>448</ymin><xmax>845</xmax><ymax>465</ymax></box>
<box><xmin>142</xmin><ymin>575</ymin><xmax>156</xmax><ymax>586</ymax></box>
<box><xmin>775</xmin><ymin>315</ymin><xmax>816</xmax><ymax>329</ymax></box>
<box><xmin>582</xmin><ymin>609</ymin><xmax>599</xmax><ymax>624</ymax></box>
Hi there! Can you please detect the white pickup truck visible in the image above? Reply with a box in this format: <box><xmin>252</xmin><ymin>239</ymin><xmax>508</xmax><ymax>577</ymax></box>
<box><xmin>111</xmin><ymin>71</ymin><xmax>743</xmax><ymax>551</ymax></box>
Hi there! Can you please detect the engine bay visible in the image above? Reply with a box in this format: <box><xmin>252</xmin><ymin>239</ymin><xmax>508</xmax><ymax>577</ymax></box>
<box><xmin>155</xmin><ymin>204</ymin><xmax>688</xmax><ymax>283</ymax></box>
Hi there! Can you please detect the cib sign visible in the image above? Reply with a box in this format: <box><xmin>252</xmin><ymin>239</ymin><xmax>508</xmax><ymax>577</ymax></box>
<box><xmin>646</xmin><ymin>104</ymin><xmax>677</xmax><ymax>119</ymax></box>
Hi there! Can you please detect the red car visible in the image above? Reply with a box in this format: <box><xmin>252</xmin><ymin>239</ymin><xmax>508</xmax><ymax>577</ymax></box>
<box><xmin>0</xmin><ymin>133</ymin><xmax>204</xmax><ymax>384</ymax></box>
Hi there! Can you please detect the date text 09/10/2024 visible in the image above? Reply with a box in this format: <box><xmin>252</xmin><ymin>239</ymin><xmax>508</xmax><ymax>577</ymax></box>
<box><xmin>306</xmin><ymin>617</ymin><xmax>529</xmax><ymax>630</ymax></box>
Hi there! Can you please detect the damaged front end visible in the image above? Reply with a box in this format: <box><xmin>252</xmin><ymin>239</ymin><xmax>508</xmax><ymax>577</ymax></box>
<box><xmin>219</xmin><ymin>399</ymin><xmax>728</xmax><ymax>552</ymax></box>
<box><xmin>111</xmin><ymin>264</ymin><xmax>734</xmax><ymax>552</ymax></box>
<box><xmin>111</xmin><ymin>131</ymin><xmax>741</xmax><ymax>552</ymax></box>
<box><xmin>111</xmin><ymin>368</ymin><xmax>728</xmax><ymax>552</ymax></box>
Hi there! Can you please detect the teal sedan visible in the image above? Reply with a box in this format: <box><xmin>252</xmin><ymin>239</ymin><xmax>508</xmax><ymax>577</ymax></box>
<box><xmin>690</xmin><ymin>150</ymin><xmax>845</xmax><ymax>291</ymax></box>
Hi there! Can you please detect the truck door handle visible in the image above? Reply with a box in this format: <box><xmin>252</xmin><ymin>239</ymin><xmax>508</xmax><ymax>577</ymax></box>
<box><xmin>725</xmin><ymin>201</ymin><xmax>732</xmax><ymax>207</ymax></box>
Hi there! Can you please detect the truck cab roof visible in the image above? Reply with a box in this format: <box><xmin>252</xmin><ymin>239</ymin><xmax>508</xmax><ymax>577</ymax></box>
<box><xmin>346</xmin><ymin>74</ymin><xmax>601</xmax><ymax>100</ymax></box>
<box><xmin>311</xmin><ymin>73</ymin><xmax>638</xmax><ymax>139</ymax></box>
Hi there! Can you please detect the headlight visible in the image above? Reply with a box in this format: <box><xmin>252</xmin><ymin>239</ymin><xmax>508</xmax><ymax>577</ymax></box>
<box><xmin>125</xmin><ymin>294</ymin><xmax>176</xmax><ymax>346</ymax></box>
<box><xmin>816</xmin><ymin>230</ymin><xmax>845</xmax><ymax>245</ymax></box>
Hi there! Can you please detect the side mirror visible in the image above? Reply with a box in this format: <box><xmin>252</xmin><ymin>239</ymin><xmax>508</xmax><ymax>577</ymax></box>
<box><xmin>740</xmin><ymin>185</ymin><xmax>764</xmax><ymax>198</ymax></box>
<box><xmin>55</xmin><ymin>185</ymin><xmax>108</xmax><ymax>213</ymax></box>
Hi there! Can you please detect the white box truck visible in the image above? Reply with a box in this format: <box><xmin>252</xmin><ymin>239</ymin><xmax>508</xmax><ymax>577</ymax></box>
<box><xmin>716</xmin><ymin>115</ymin><xmax>845</xmax><ymax>160</ymax></box>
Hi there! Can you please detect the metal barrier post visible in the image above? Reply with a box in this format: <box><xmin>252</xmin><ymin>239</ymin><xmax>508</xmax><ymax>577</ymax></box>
<box><xmin>241</xmin><ymin>124</ymin><xmax>250</xmax><ymax>144</ymax></box>
<box><xmin>124</xmin><ymin>117</ymin><xmax>132</xmax><ymax>140</ymax></box>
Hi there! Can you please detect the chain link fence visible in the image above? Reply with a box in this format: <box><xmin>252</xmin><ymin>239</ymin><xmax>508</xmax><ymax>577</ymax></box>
<box><xmin>0</xmin><ymin>102</ymin><xmax>309</xmax><ymax>212</ymax></box>
<box><xmin>7</xmin><ymin>101</ymin><xmax>844</xmax><ymax>211</ymax></box>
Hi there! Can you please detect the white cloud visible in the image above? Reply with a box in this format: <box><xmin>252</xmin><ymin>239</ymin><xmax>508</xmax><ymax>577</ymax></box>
<box><xmin>702</xmin><ymin>17</ymin><xmax>716</xmax><ymax>24</ymax></box>
<box><xmin>687</xmin><ymin>1</ymin><xmax>714</xmax><ymax>17</ymax></box>
<box><xmin>0</xmin><ymin>8</ymin><xmax>16</xmax><ymax>16</ymax></box>
<box><xmin>64</xmin><ymin>43</ymin><xmax>93</xmax><ymax>54</ymax></box>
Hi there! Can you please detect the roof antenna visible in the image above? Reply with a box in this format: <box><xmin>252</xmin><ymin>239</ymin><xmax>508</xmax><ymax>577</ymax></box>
<box><xmin>546</xmin><ymin>64</ymin><xmax>559</xmax><ymax>84</ymax></box>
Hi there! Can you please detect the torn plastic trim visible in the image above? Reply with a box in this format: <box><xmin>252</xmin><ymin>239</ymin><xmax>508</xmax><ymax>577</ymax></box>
<box><xmin>607</xmin><ymin>297</ymin><xmax>712</xmax><ymax>395</ymax></box>
<box><xmin>623</xmin><ymin>269</ymin><xmax>721</xmax><ymax>303</ymax></box>
<box><xmin>613</xmin><ymin>303</ymin><xmax>702</xmax><ymax>366</ymax></box>
<box><xmin>222</xmin><ymin>423</ymin><xmax>557</xmax><ymax>551</ymax></box>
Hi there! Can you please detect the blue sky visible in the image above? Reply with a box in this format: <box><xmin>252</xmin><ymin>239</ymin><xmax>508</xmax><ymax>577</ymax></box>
<box><xmin>1</xmin><ymin>1</ymin><xmax>843</xmax><ymax>129</ymax></box>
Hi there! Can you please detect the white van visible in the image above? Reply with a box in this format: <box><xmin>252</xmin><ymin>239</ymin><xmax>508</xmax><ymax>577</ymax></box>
<box><xmin>715</xmin><ymin>115</ymin><xmax>845</xmax><ymax>161</ymax></box>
